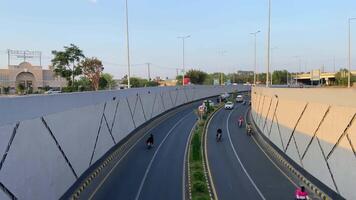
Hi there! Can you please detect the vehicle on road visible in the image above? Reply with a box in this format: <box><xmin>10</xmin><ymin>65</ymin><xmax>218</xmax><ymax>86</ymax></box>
<box><xmin>238</xmin><ymin>116</ymin><xmax>244</xmax><ymax>128</ymax></box>
<box><xmin>45</xmin><ymin>89</ymin><xmax>61</xmax><ymax>94</ymax></box>
<box><xmin>236</xmin><ymin>95</ymin><xmax>244</xmax><ymax>103</ymax></box>
<box><xmin>220</xmin><ymin>93</ymin><xmax>230</xmax><ymax>101</ymax></box>
<box><xmin>246</xmin><ymin>123</ymin><xmax>253</xmax><ymax>136</ymax></box>
<box><xmin>224</xmin><ymin>101</ymin><xmax>234</xmax><ymax>110</ymax></box>
<box><xmin>203</xmin><ymin>100</ymin><xmax>214</xmax><ymax>107</ymax></box>
<box><xmin>146</xmin><ymin>134</ymin><xmax>154</xmax><ymax>149</ymax></box>
<box><xmin>216</xmin><ymin>128</ymin><xmax>222</xmax><ymax>142</ymax></box>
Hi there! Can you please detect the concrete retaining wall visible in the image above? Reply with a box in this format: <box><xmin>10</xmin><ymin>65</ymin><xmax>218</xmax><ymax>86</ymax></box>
<box><xmin>0</xmin><ymin>85</ymin><xmax>249</xmax><ymax>200</ymax></box>
<box><xmin>251</xmin><ymin>87</ymin><xmax>356</xmax><ymax>200</ymax></box>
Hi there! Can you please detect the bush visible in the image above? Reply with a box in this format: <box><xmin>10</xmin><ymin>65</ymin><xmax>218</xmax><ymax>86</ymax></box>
<box><xmin>193</xmin><ymin>171</ymin><xmax>205</xmax><ymax>181</ymax></box>
<box><xmin>193</xmin><ymin>181</ymin><xmax>207</xmax><ymax>193</ymax></box>
<box><xmin>192</xmin><ymin>133</ymin><xmax>201</xmax><ymax>161</ymax></box>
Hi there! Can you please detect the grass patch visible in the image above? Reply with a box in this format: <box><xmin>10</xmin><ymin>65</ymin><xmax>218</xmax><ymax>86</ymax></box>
<box><xmin>189</xmin><ymin>104</ymin><xmax>220</xmax><ymax>200</ymax></box>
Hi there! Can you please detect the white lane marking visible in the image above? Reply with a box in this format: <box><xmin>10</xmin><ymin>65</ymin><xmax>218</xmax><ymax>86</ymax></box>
<box><xmin>226</xmin><ymin>108</ymin><xmax>266</xmax><ymax>200</ymax></box>
<box><xmin>243</xmin><ymin>109</ymin><xmax>299</xmax><ymax>187</ymax></box>
<box><xmin>89</xmin><ymin>109</ymin><xmax>192</xmax><ymax>200</ymax></box>
<box><xmin>183</xmin><ymin>121</ymin><xmax>197</xmax><ymax>200</ymax></box>
<box><xmin>135</xmin><ymin>112</ymin><xmax>193</xmax><ymax>200</ymax></box>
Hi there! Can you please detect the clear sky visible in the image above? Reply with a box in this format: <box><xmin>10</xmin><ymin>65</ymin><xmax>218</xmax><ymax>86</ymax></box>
<box><xmin>0</xmin><ymin>0</ymin><xmax>356</xmax><ymax>79</ymax></box>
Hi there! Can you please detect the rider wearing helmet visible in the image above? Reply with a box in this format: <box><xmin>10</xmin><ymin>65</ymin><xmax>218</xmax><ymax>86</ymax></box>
<box><xmin>146</xmin><ymin>134</ymin><xmax>154</xmax><ymax>147</ymax></box>
<box><xmin>216</xmin><ymin>128</ymin><xmax>222</xmax><ymax>141</ymax></box>
<box><xmin>295</xmin><ymin>185</ymin><xmax>309</xmax><ymax>200</ymax></box>
<box><xmin>238</xmin><ymin>116</ymin><xmax>244</xmax><ymax>127</ymax></box>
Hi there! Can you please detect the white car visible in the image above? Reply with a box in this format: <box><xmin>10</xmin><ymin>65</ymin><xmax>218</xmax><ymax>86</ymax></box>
<box><xmin>45</xmin><ymin>89</ymin><xmax>61</xmax><ymax>94</ymax></box>
<box><xmin>224</xmin><ymin>101</ymin><xmax>234</xmax><ymax>110</ymax></box>
<box><xmin>203</xmin><ymin>100</ymin><xmax>214</xmax><ymax>107</ymax></box>
<box><xmin>236</xmin><ymin>95</ymin><xmax>244</xmax><ymax>103</ymax></box>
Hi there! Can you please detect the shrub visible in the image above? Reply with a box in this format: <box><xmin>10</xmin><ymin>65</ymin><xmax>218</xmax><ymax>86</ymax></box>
<box><xmin>193</xmin><ymin>171</ymin><xmax>205</xmax><ymax>181</ymax></box>
<box><xmin>193</xmin><ymin>181</ymin><xmax>207</xmax><ymax>193</ymax></box>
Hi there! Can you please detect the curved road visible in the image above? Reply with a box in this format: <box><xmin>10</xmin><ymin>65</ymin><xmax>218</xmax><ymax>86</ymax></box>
<box><xmin>85</xmin><ymin>100</ymin><xmax>201</xmax><ymax>200</ymax></box>
<box><xmin>207</xmin><ymin>102</ymin><xmax>298</xmax><ymax>200</ymax></box>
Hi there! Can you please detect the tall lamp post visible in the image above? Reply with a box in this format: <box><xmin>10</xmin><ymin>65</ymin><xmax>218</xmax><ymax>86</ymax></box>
<box><xmin>250</xmin><ymin>31</ymin><xmax>261</xmax><ymax>85</ymax></box>
<box><xmin>266</xmin><ymin>0</ymin><xmax>272</xmax><ymax>87</ymax></box>
<box><xmin>125</xmin><ymin>0</ymin><xmax>131</xmax><ymax>88</ymax></box>
<box><xmin>178</xmin><ymin>35</ymin><xmax>191</xmax><ymax>86</ymax></box>
<box><xmin>270</xmin><ymin>46</ymin><xmax>278</xmax><ymax>85</ymax></box>
<box><xmin>348</xmin><ymin>18</ymin><xmax>356</xmax><ymax>88</ymax></box>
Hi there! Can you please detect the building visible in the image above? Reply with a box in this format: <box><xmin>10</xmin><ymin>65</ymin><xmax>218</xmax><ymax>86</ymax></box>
<box><xmin>0</xmin><ymin>62</ymin><xmax>67</xmax><ymax>94</ymax></box>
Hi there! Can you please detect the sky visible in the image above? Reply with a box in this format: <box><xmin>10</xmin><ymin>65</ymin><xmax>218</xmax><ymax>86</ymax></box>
<box><xmin>0</xmin><ymin>0</ymin><xmax>356</xmax><ymax>79</ymax></box>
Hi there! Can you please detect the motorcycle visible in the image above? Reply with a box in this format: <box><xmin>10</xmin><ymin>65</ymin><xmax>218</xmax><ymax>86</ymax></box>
<box><xmin>246</xmin><ymin>126</ymin><xmax>253</xmax><ymax>136</ymax></box>
<box><xmin>216</xmin><ymin>133</ymin><xmax>222</xmax><ymax>142</ymax></box>
<box><xmin>238</xmin><ymin>120</ymin><xmax>243</xmax><ymax>128</ymax></box>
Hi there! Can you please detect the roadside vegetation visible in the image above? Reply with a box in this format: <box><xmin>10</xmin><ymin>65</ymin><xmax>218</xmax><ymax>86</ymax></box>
<box><xmin>189</xmin><ymin>100</ymin><xmax>219</xmax><ymax>200</ymax></box>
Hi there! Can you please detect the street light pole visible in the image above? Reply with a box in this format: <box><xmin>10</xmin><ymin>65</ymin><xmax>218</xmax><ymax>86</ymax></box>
<box><xmin>266</xmin><ymin>0</ymin><xmax>271</xmax><ymax>87</ymax></box>
<box><xmin>125</xmin><ymin>0</ymin><xmax>131</xmax><ymax>88</ymax></box>
<box><xmin>146</xmin><ymin>63</ymin><xmax>151</xmax><ymax>81</ymax></box>
<box><xmin>250</xmin><ymin>31</ymin><xmax>261</xmax><ymax>85</ymax></box>
<box><xmin>178</xmin><ymin>35</ymin><xmax>191</xmax><ymax>86</ymax></box>
<box><xmin>348</xmin><ymin>18</ymin><xmax>356</xmax><ymax>88</ymax></box>
<box><xmin>270</xmin><ymin>46</ymin><xmax>278</xmax><ymax>85</ymax></box>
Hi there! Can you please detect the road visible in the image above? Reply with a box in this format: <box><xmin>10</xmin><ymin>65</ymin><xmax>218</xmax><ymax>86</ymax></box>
<box><xmin>207</xmin><ymin>102</ymin><xmax>298</xmax><ymax>200</ymax></box>
<box><xmin>86</xmin><ymin>100</ymin><xmax>201</xmax><ymax>200</ymax></box>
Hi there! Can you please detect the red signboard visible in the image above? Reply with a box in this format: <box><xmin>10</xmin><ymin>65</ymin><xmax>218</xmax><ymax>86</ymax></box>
<box><xmin>183</xmin><ymin>77</ymin><xmax>191</xmax><ymax>85</ymax></box>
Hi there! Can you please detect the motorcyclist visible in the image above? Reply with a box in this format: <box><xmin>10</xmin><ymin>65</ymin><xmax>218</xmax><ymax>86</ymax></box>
<box><xmin>216</xmin><ymin>128</ymin><xmax>222</xmax><ymax>142</ymax></box>
<box><xmin>146</xmin><ymin>134</ymin><xmax>154</xmax><ymax>149</ymax></box>
<box><xmin>295</xmin><ymin>185</ymin><xmax>309</xmax><ymax>200</ymax></box>
<box><xmin>238</xmin><ymin>116</ymin><xmax>244</xmax><ymax>127</ymax></box>
<box><xmin>246</xmin><ymin>123</ymin><xmax>252</xmax><ymax>136</ymax></box>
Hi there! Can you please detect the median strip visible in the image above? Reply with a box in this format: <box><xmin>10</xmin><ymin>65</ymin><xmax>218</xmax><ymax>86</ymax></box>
<box><xmin>187</xmin><ymin>101</ymin><xmax>223</xmax><ymax>200</ymax></box>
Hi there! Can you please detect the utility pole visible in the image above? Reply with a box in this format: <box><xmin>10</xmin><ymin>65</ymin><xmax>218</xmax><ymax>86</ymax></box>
<box><xmin>177</xmin><ymin>35</ymin><xmax>191</xmax><ymax>86</ymax></box>
<box><xmin>250</xmin><ymin>31</ymin><xmax>261</xmax><ymax>85</ymax></box>
<box><xmin>146</xmin><ymin>63</ymin><xmax>151</xmax><ymax>81</ymax></box>
<box><xmin>125</xmin><ymin>0</ymin><xmax>131</xmax><ymax>88</ymax></box>
<box><xmin>266</xmin><ymin>0</ymin><xmax>271</xmax><ymax>87</ymax></box>
<box><xmin>333</xmin><ymin>56</ymin><xmax>336</xmax><ymax>72</ymax></box>
<box><xmin>348</xmin><ymin>18</ymin><xmax>356</xmax><ymax>88</ymax></box>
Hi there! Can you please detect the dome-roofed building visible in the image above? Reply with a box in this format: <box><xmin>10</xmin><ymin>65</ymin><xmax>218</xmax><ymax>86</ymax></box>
<box><xmin>0</xmin><ymin>62</ymin><xmax>67</xmax><ymax>94</ymax></box>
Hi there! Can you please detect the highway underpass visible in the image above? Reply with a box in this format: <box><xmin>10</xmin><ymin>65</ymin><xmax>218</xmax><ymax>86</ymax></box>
<box><xmin>65</xmin><ymin>95</ymin><xmax>327</xmax><ymax>200</ymax></box>
<box><xmin>73</xmin><ymin>100</ymin><xmax>203</xmax><ymax>200</ymax></box>
<box><xmin>206</xmin><ymin>102</ymin><xmax>299</xmax><ymax>199</ymax></box>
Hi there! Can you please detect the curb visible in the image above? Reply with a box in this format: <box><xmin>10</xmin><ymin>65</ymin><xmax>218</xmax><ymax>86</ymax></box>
<box><xmin>185</xmin><ymin>121</ymin><xmax>197</xmax><ymax>200</ymax></box>
<box><xmin>248</xmin><ymin>109</ymin><xmax>331</xmax><ymax>200</ymax></box>
<box><xmin>202</xmin><ymin>105</ymin><xmax>224</xmax><ymax>200</ymax></box>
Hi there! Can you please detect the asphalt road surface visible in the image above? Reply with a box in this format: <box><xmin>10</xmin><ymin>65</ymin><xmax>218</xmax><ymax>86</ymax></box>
<box><xmin>207</xmin><ymin>102</ymin><xmax>298</xmax><ymax>200</ymax></box>
<box><xmin>87</xmin><ymin>101</ymin><xmax>200</xmax><ymax>200</ymax></box>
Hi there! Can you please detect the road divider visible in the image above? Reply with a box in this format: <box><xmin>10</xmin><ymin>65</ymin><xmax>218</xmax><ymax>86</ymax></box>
<box><xmin>186</xmin><ymin>103</ymin><xmax>222</xmax><ymax>200</ymax></box>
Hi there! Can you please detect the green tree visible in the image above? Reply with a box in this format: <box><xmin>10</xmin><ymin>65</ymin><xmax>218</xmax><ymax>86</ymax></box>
<box><xmin>176</xmin><ymin>75</ymin><xmax>183</xmax><ymax>85</ymax></box>
<box><xmin>80</xmin><ymin>57</ymin><xmax>104</xmax><ymax>91</ymax></box>
<box><xmin>100</xmin><ymin>73</ymin><xmax>117</xmax><ymax>90</ymax></box>
<box><xmin>335</xmin><ymin>69</ymin><xmax>356</xmax><ymax>86</ymax></box>
<box><xmin>74</xmin><ymin>77</ymin><xmax>92</xmax><ymax>91</ymax></box>
<box><xmin>186</xmin><ymin>69</ymin><xmax>208</xmax><ymax>84</ymax></box>
<box><xmin>272</xmin><ymin>70</ymin><xmax>289</xmax><ymax>85</ymax></box>
<box><xmin>122</xmin><ymin>77</ymin><xmax>148</xmax><ymax>88</ymax></box>
<box><xmin>51</xmin><ymin>44</ymin><xmax>85</xmax><ymax>87</ymax></box>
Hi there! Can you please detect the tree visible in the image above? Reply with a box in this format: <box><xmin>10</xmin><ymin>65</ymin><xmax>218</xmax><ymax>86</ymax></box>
<box><xmin>176</xmin><ymin>75</ymin><xmax>183</xmax><ymax>85</ymax></box>
<box><xmin>272</xmin><ymin>70</ymin><xmax>289</xmax><ymax>85</ymax></box>
<box><xmin>186</xmin><ymin>69</ymin><xmax>208</xmax><ymax>84</ymax></box>
<box><xmin>100</xmin><ymin>73</ymin><xmax>117</xmax><ymax>90</ymax></box>
<box><xmin>335</xmin><ymin>69</ymin><xmax>356</xmax><ymax>86</ymax></box>
<box><xmin>51</xmin><ymin>44</ymin><xmax>85</xmax><ymax>87</ymax></box>
<box><xmin>80</xmin><ymin>57</ymin><xmax>104</xmax><ymax>91</ymax></box>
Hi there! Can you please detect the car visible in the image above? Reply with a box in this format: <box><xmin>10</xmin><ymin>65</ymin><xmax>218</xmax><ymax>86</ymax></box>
<box><xmin>220</xmin><ymin>92</ymin><xmax>230</xmax><ymax>101</ymax></box>
<box><xmin>45</xmin><ymin>89</ymin><xmax>61</xmax><ymax>94</ymax></box>
<box><xmin>236</xmin><ymin>95</ymin><xmax>244</xmax><ymax>103</ymax></box>
<box><xmin>224</xmin><ymin>101</ymin><xmax>234</xmax><ymax>110</ymax></box>
<box><xmin>203</xmin><ymin>100</ymin><xmax>214</xmax><ymax>107</ymax></box>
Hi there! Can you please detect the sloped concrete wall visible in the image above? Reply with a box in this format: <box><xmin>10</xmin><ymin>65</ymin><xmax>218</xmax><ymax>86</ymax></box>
<box><xmin>0</xmin><ymin>85</ymin><xmax>249</xmax><ymax>200</ymax></box>
<box><xmin>251</xmin><ymin>87</ymin><xmax>356</xmax><ymax>200</ymax></box>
